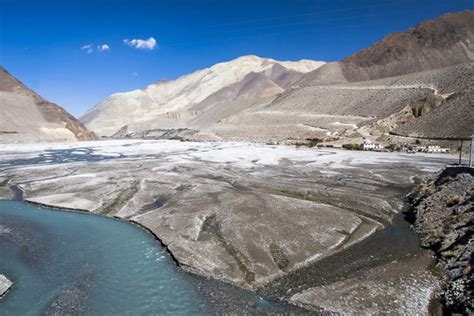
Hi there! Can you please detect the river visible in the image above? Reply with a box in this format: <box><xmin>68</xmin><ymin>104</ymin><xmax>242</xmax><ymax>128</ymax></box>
<box><xmin>0</xmin><ymin>200</ymin><xmax>304</xmax><ymax>315</ymax></box>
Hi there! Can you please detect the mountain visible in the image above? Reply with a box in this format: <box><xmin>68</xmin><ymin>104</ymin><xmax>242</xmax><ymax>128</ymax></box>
<box><xmin>0</xmin><ymin>67</ymin><xmax>96</xmax><ymax>143</ymax></box>
<box><xmin>300</xmin><ymin>10</ymin><xmax>474</xmax><ymax>85</ymax></box>
<box><xmin>82</xmin><ymin>11</ymin><xmax>473</xmax><ymax>143</ymax></box>
<box><xmin>80</xmin><ymin>56</ymin><xmax>324</xmax><ymax>136</ymax></box>
<box><xmin>209</xmin><ymin>11</ymin><xmax>473</xmax><ymax>142</ymax></box>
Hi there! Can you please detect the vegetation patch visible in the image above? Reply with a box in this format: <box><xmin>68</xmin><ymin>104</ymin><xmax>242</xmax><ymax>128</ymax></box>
<box><xmin>201</xmin><ymin>214</ymin><xmax>255</xmax><ymax>285</ymax></box>
<box><xmin>342</xmin><ymin>143</ymin><xmax>363</xmax><ymax>151</ymax></box>
<box><xmin>102</xmin><ymin>179</ymin><xmax>140</xmax><ymax>216</ymax></box>
<box><xmin>446</xmin><ymin>194</ymin><xmax>461</xmax><ymax>207</ymax></box>
<box><xmin>386</xmin><ymin>143</ymin><xmax>402</xmax><ymax>152</ymax></box>
<box><xmin>427</xmin><ymin>259</ymin><xmax>442</xmax><ymax>278</ymax></box>
<box><xmin>269</xmin><ymin>242</ymin><xmax>289</xmax><ymax>271</ymax></box>
<box><xmin>295</xmin><ymin>138</ymin><xmax>322</xmax><ymax>148</ymax></box>
<box><xmin>0</xmin><ymin>177</ymin><xmax>11</xmax><ymax>187</ymax></box>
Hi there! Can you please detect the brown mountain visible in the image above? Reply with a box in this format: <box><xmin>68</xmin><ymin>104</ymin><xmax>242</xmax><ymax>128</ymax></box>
<box><xmin>210</xmin><ymin>11</ymin><xmax>473</xmax><ymax>142</ymax></box>
<box><xmin>301</xmin><ymin>11</ymin><xmax>474</xmax><ymax>86</ymax></box>
<box><xmin>0</xmin><ymin>67</ymin><xmax>96</xmax><ymax>143</ymax></box>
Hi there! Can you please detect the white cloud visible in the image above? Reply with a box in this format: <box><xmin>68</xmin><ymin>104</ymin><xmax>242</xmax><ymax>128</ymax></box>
<box><xmin>81</xmin><ymin>44</ymin><xmax>93</xmax><ymax>54</ymax></box>
<box><xmin>123</xmin><ymin>37</ymin><xmax>157</xmax><ymax>50</ymax></box>
<box><xmin>97</xmin><ymin>44</ymin><xmax>110</xmax><ymax>52</ymax></box>
<box><xmin>132</xmin><ymin>72</ymin><xmax>139</xmax><ymax>76</ymax></box>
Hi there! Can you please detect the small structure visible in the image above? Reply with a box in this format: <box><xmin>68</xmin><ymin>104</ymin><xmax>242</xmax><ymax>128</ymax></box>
<box><xmin>425</xmin><ymin>145</ymin><xmax>450</xmax><ymax>153</ymax></box>
<box><xmin>454</xmin><ymin>135</ymin><xmax>473</xmax><ymax>166</ymax></box>
<box><xmin>363</xmin><ymin>140</ymin><xmax>383</xmax><ymax>151</ymax></box>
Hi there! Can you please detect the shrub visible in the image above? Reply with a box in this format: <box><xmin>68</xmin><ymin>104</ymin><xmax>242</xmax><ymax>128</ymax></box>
<box><xmin>447</xmin><ymin>194</ymin><xmax>461</xmax><ymax>207</ymax></box>
<box><xmin>386</xmin><ymin>144</ymin><xmax>401</xmax><ymax>151</ymax></box>
<box><xmin>342</xmin><ymin>143</ymin><xmax>363</xmax><ymax>150</ymax></box>
<box><xmin>305</xmin><ymin>138</ymin><xmax>322</xmax><ymax>148</ymax></box>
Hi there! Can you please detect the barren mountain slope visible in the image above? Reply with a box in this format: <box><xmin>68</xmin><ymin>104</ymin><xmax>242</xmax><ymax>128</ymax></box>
<box><xmin>81</xmin><ymin>11</ymin><xmax>473</xmax><ymax>142</ymax></box>
<box><xmin>81</xmin><ymin>56</ymin><xmax>324</xmax><ymax>136</ymax></box>
<box><xmin>208</xmin><ymin>63</ymin><xmax>473</xmax><ymax>142</ymax></box>
<box><xmin>301</xmin><ymin>11</ymin><xmax>474</xmax><ymax>86</ymax></box>
<box><xmin>238</xmin><ymin>11</ymin><xmax>474</xmax><ymax>142</ymax></box>
<box><xmin>0</xmin><ymin>67</ymin><xmax>96</xmax><ymax>143</ymax></box>
<box><xmin>394</xmin><ymin>66</ymin><xmax>474</xmax><ymax>139</ymax></box>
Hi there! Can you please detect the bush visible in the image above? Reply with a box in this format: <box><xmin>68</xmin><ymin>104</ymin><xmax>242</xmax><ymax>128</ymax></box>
<box><xmin>386</xmin><ymin>144</ymin><xmax>400</xmax><ymax>151</ymax></box>
<box><xmin>447</xmin><ymin>194</ymin><xmax>461</xmax><ymax>207</ymax></box>
<box><xmin>342</xmin><ymin>143</ymin><xmax>363</xmax><ymax>150</ymax></box>
<box><xmin>305</xmin><ymin>138</ymin><xmax>322</xmax><ymax>148</ymax></box>
<box><xmin>295</xmin><ymin>138</ymin><xmax>322</xmax><ymax>148</ymax></box>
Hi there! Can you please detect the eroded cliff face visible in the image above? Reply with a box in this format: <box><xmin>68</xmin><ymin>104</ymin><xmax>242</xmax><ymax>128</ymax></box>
<box><xmin>0</xmin><ymin>67</ymin><xmax>96</xmax><ymax>142</ymax></box>
<box><xmin>408</xmin><ymin>168</ymin><xmax>473</xmax><ymax>314</ymax></box>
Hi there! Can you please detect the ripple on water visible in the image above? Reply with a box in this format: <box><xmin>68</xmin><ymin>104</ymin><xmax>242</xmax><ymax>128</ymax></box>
<box><xmin>0</xmin><ymin>200</ymin><xmax>210</xmax><ymax>315</ymax></box>
<box><xmin>0</xmin><ymin>200</ymin><xmax>307</xmax><ymax>315</ymax></box>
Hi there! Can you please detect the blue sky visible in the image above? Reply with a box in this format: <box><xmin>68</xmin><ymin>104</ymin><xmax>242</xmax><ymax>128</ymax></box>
<box><xmin>0</xmin><ymin>0</ymin><xmax>472</xmax><ymax>117</ymax></box>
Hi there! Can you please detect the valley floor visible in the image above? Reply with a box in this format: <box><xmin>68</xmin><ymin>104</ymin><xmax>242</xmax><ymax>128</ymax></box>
<box><xmin>0</xmin><ymin>140</ymin><xmax>457</xmax><ymax>313</ymax></box>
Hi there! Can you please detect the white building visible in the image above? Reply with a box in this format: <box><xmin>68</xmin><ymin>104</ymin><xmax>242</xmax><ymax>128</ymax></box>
<box><xmin>426</xmin><ymin>145</ymin><xmax>450</xmax><ymax>153</ymax></box>
<box><xmin>363</xmin><ymin>141</ymin><xmax>383</xmax><ymax>151</ymax></box>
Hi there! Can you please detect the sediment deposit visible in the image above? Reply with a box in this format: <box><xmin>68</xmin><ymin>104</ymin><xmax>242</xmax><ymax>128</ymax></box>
<box><xmin>0</xmin><ymin>139</ymin><xmax>455</xmax><ymax>313</ymax></box>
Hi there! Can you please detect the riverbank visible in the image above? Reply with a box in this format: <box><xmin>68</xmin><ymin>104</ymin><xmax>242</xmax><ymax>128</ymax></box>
<box><xmin>0</xmin><ymin>140</ymin><xmax>455</xmax><ymax>313</ymax></box>
<box><xmin>407</xmin><ymin>167</ymin><xmax>473</xmax><ymax>314</ymax></box>
<box><xmin>0</xmin><ymin>200</ymin><xmax>309</xmax><ymax>314</ymax></box>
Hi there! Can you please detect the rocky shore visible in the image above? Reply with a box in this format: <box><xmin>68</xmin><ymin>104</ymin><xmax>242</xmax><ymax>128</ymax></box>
<box><xmin>407</xmin><ymin>167</ymin><xmax>473</xmax><ymax>314</ymax></box>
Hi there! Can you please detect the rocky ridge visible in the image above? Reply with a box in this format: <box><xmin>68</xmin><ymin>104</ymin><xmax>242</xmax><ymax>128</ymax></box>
<box><xmin>0</xmin><ymin>67</ymin><xmax>96</xmax><ymax>143</ymax></box>
<box><xmin>300</xmin><ymin>10</ymin><xmax>474</xmax><ymax>85</ymax></box>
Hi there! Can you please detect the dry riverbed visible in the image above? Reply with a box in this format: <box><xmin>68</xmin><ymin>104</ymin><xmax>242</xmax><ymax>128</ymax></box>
<box><xmin>0</xmin><ymin>140</ymin><xmax>455</xmax><ymax>313</ymax></box>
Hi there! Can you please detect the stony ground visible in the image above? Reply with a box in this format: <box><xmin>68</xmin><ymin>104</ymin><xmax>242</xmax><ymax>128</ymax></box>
<box><xmin>0</xmin><ymin>140</ymin><xmax>456</xmax><ymax>313</ymax></box>
<box><xmin>408</xmin><ymin>168</ymin><xmax>473</xmax><ymax>314</ymax></box>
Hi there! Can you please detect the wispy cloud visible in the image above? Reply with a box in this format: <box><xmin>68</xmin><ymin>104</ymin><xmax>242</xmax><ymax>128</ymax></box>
<box><xmin>123</xmin><ymin>37</ymin><xmax>157</xmax><ymax>50</ymax></box>
<box><xmin>81</xmin><ymin>43</ymin><xmax>110</xmax><ymax>54</ymax></box>
<box><xmin>81</xmin><ymin>44</ymin><xmax>93</xmax><ymax>54</ymax></box>
<box><xmin>97</xmin><ymin>44</ymin><xmax>110</xmax><ymax>52</ymax></box>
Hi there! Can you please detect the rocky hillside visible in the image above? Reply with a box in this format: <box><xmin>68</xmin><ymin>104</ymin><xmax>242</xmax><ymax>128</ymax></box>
<box><xmin>80</xmin><ymin>56</ymin><xmax>324</xmax><ymax>136</ymax></box>
<box><xmin>407</xmin><ymin>168</ymin><xmax>473</xmax><ymax>314</ymax></box>
<box><xmin>301</xmin><ymin>10</ymin><xmax>474</xmax><ymax>85</ymax></box>
<box><xmin>0</xmin><ymin>67</ymin><xmax>96</xmax><ymax>143</ymax></box>
<box><xmin>237</xmin><ymin>11</ymin><xmax>473</xmax><ymax>142</ymax></box>
<box><xmin>81</xmin><ymin>11</ymin><xmax>473</xmax><ymax>143</ymax></box>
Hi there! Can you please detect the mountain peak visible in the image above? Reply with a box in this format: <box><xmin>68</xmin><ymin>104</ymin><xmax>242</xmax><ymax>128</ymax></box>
<box><xmin>233</xmin><ymin>55</ymin><xmax>267</xmax><ymax>61</ymax></box>
<box><xmin>80</xmin><ymin>55</ymin><xmax>325</xmax><ymax>136</ymax></box>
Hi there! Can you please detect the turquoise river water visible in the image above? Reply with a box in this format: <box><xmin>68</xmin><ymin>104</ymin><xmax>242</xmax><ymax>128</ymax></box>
<box><xmin>0</xmin><ymin>200</ymin><xmax>303</xmax><ymax>315</ymax></box>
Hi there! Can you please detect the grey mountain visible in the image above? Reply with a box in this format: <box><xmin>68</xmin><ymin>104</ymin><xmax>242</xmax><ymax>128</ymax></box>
<box><xmin>0</xmin><ymin>67</ymin><xmax>96</xmax><ymax>143</ymax></box>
